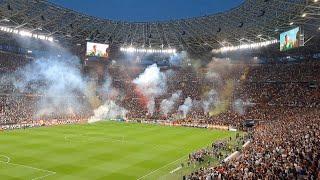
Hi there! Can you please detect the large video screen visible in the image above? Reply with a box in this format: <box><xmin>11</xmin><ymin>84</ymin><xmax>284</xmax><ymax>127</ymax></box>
<box><xmin>86</xmin><ymin>42</ymin><xmax>109</xmax><ymax>58</ymax></box>
<box><xmin>280</xmin><ymin>27</ymin><xmax>302</xmax><ymax>51</ymax></box>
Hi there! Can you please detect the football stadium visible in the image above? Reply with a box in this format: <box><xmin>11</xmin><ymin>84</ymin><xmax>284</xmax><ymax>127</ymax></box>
<box><xmin>0</xmin><ymin>0</ymin><xmax>319</xmax><ymax>179</ymax></box>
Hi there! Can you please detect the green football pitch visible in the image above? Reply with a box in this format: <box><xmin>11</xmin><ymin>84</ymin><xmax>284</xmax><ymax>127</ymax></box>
<box><xmin>0</xmin><ymin>121</ymin><xmax>236</xmax><ymax>180</ymax></box>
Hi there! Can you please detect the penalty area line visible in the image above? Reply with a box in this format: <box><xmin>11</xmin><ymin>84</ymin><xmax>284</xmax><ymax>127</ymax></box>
<box><xmin>0</xmin><ymin>154</ymin><xmax>56</xmax><ymax>180</ymax></box>
<box><xmin>31</xmin><ymin>171</ymin><xmax>57</xmax><ymax>180</ymax></box>
<box><xmin>137</xmin><ymin>155</ymin><xmax>187</xmax><ymax>180</ymax></box>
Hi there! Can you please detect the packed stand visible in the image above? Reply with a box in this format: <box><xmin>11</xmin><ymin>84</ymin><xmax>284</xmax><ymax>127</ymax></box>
<box><xmin>185</xmin><ymin>60</ymin><xmax>320</xmax><ymax>179</ymax></box>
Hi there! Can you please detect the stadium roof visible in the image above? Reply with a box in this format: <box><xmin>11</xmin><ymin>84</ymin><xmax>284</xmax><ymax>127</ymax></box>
<box><xmin>0</xmin><ymin>0</ymin><xmax>319</xmax><ymax>53</ymax></box>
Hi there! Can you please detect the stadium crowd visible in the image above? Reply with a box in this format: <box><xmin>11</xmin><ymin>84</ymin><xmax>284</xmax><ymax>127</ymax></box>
<box><xmin>0</xmin><ymin>51</ymin><xmax>319</xmax><ymax>179</ymax></box>
<box><xmin>185</xmin><ymin>108</ymin><xmax>319</xmax><ymax>180</ymax></box>
<box><xmin>185</xmin><ymin>60</ymin><xmax>320</xmax><ymax>180</ymax></box>
<box><xmin>187</xmin><ymin>132</ymin><xmax>248</xmax><ymax>165</ymax></box>
<box><xmin>0</xmin><ymin>52</ymin><xmax>91</xmax><ymax>126</ymax></box>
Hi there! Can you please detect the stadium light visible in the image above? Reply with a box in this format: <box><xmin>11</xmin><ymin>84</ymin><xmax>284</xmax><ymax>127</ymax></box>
<box><xmin>0</xmin><ymin>26</ymin><xmax>54</xmax><ymax>42</ymax></box>
<box><xmin>120</xmin><ymin>46</ymin><xmax>176</xmax><ymax>54</ymax></box>
<box><xmin>19</xmin><ymin>30</ymin><xmax>32</xmax><ymax>37</ymax></box>
<box><xmin>212</xmin><ymin>39</ymin><xmax>278</xmax><ymax>53</ymax></box>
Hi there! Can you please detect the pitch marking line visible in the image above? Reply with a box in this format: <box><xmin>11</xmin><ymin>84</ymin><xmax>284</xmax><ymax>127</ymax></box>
<box><xmin>64</xmin><ymin>134</ymin><xmax>126</xmax><ymax>144</ymax></box>
<box><xmin>170</xmin><ymin>166</ymin><xmax>182</xmax><ymax>174</ymax></box>
<box><xmin>0</xmin><ymin>155</ymin><xmax>10</xmax><ymax>163</ymax></box>
<box><xmin>64</xmin><ymin>134</ymin><xmax>179</xmax><ymax>151</ymax></box>
<box><xmin>0</xmin><ymin>154</ymin><xmax>56</xmax><ymax>180</ymax></box>
<box><xmin>137</xmin><ymin>155</ymin><xmax>187</xmax><ymax>180</ymax></box>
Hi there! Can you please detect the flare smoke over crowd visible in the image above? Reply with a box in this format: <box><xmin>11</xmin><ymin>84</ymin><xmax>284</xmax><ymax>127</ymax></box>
<box><xmin>0</xmin><ymin>48</ymin><xmax>246</xmax><ymax>123</ymax></box>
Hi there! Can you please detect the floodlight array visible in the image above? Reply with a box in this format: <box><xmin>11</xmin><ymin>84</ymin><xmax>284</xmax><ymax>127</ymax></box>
<box><xmin>213</xmin><ymin>40</ymin><xmax>278</xmax><ymax>53</ymax></box>
<box><xmin>0</xmin><ymin>26</ymin><xmax>53</xmax><ymax>42</ymax></box>
<box><xmin>120</xmin><ymin>46</ymin><xmax>176</xmax><ymax>54</ymax></box>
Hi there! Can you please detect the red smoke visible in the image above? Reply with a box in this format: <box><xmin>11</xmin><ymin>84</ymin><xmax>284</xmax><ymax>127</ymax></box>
<box><xmin>133</xmin><ymin>86</ymin><xmax>148</xmax><ymax>108</ymax></box>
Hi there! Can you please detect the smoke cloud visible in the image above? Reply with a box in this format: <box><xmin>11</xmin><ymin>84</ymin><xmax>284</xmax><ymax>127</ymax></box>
<box><xmin>169</xmin><ymin>51</ymin><xmax>188</xmax><ymax>66</ymax></box>
<box><xmin>1</xmin><ymin>52</ymin><xmax>128</xmax><ymax>123</ymax></box>
<box><xmin>9</xmin><ymin>55</ymin><xmax>89</xmax><ymax>117</ymax></box>
<box><xmin>160</xmin><ymin>90</ymin><xmax>182</xmax><ymax>116</ymax></box>
<box><xmin>233</xmin><ymin>99</ymin><xmax>245</xmax><ymax>115</ymax></box>
<box><xmin>88</xmin><ymin>100</ymin><xmax>127</xmax><ymax>123</ymax></box>
<box><xmin>133</xmin><ymin>64</ymin><xmax>167</xmax><ymax>115</ymax></box>
<box><xmin>178</xmin><ymin>97</ymin><xmax>193</xmax><ymax>118</ymax></box>
<box><xmin>202</xmin><ymin>89</ymin><xmax>219</xmax><ymax>114</ymax></box>
<box><xmin>88</xmin><ymin>74</ymin><xmax>128</xmax><ymax>123</ymax></box>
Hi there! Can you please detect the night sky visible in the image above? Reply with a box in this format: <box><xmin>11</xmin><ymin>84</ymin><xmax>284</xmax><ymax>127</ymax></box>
<box><xmin>49</xmin><ymin>0</ymin><xmax>244</xmax><ymax>22</ymax></box>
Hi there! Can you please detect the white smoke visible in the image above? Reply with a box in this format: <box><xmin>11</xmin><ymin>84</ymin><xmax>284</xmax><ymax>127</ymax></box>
<box><xmin>88</xmin><ymin>100</ymin><xmax>127</xmax><ymax>123</ymax></box>
<box><xmin>2</xmin><ymin>49</ymin><xmax>131</xmax><ymax>123</ymax></box>
<box><xmin>88</xmin><ymin>75</ymin><xmax>127</xmax><ymax>123</ymax></box>
<box><xmin>233</xmin><ymin>99</ymin><xmax>255</xmax><ymax>115</ymax></box>
<box><xmin>160</xmin><ymin>91</ymin><xmax>182</xmax><ymax>116</ymax></box>
<box><xmin>233</xmin><ymin>99</ymin><xmax>245</xmax><ymax>115</ymax></box>
<box><xmin>10</xmin><ymin>55</ymin><xmax>88</xmax><ymax>117</ymax></box>
<box><xmin>169</xmin><ymin>51</ymin><xmax>188</xmax><ymax>66</ymax></box>
<box><xmin>97</xmin><ymin>75</ymin><xmax>113</xmax><ymax>100</ymax></box>
<box><xmin>133</xmin><ymin>64</ymin><xmax>167</xmax><ymax>115</ymax></box>
<box><xmin>178</xmin><ymin>97</ymin><xmax>193</xmax><ymax>118</ymax></box>
<box><xmin>202</xmin><ymin>89</ymin><xmax>219</xmax><ymax>114</ymax></box>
